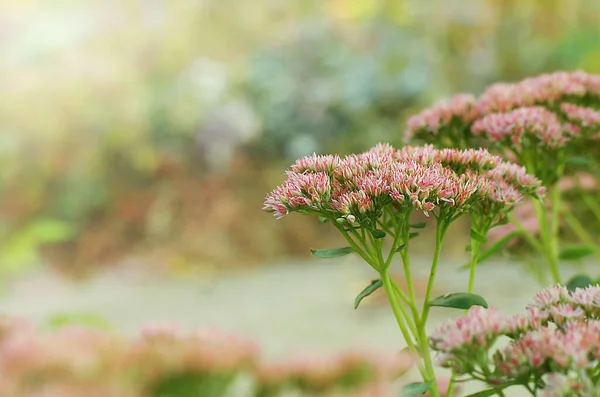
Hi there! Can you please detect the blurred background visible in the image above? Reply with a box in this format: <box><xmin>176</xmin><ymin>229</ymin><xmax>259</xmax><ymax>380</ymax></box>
<box><xmin>1</xmin><ymin>0</ymin><xmax>600</xmax><ymax>360</ymax></box>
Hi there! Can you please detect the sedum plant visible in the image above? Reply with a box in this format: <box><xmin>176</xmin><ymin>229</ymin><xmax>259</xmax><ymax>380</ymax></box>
<box><xmin>431</xmin><ymin>284</ymin><xmax>600</xmax><ymax>396</ymax></box>
<box><xmin>263</xmin><ymin>143</ymin><xmax>543</xmax><ymax>396</ymax></box>
<box><xmin>405</xmin><ymin>71</ymin><xmax>600</xmax><ymax>285</ymax></box>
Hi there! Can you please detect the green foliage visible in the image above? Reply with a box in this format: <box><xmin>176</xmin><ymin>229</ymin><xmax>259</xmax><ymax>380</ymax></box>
<box><xmin>566</xmin><ymin>274</ymin><xmax>594</xmax><ymax>291</ymax></box>
<box><xmin>428</xmin><ymin>293</ymin><xmax>488</xmax><ymax>310</ymax></box>
<box><xmin>469</xmin><ymin>229</ymin><xmax>488</xmax><ymax>244</ymax></box>
<box><xmin>399</xmin><ymin>381</ymin><xmax>431</xmax><ymax>396</ymax></box>
<box><xmin>310</xmin><ymin>247</ymin><xmax>354</xmax><ymax>258</ymax></box>
<box><xmin>559</xmin><ymin>244</ymin><xmax>596</xmax><ymax>261</ymax></box>
<box><xmin>0</xmin><ymin>219</ymin><xmax>76</xmax><ymax>273</ymax></box>
<box><xmin>241</xmin><ymin>20</ymin><xmax>423</xmax><ymax>161</ymax></box>
<box><xmin>354</xmin><ymin>279</ymin><xmax>383</xmax><ymax>309</ymax></box>
<box><xmin>150</xmin><ymin>372</ymin><xmax>234</xmax><ymax>397</ymax></box>
<box><xmin>371</xmin><ymin>229</ymin><xmax>387</xmax><ymax>239</ymax></box>
<box><xmin>45</xmin><ymin>312</ymin><xmax>111</xmax><ymax>331</ymax></box>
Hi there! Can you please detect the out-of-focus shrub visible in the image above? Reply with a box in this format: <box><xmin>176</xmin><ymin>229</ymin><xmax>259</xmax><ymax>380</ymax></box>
<box><xmin>1</xmin><ymin>0</ymin><xmax>600</xmax><ymax>276</ymax></box>
<box><xmin>241</xmin><ymin>19</ymin><xmax>427</xmax><ymax>161</ymax></box>
<box><xmin>0</xmin><ymin>315</ymin><xmax>414</xmax><ymax>397</ymax></box>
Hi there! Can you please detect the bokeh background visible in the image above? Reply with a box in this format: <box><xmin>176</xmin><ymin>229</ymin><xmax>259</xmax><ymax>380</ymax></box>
<box><xmin>1</xmin><ymin>0</ymin><xmax>600</xmax><ymax>364</ymax></box>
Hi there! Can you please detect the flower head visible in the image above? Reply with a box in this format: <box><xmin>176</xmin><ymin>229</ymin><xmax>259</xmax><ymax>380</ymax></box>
<box><xmin>560</xmin><ymin>103</ymin><xmax>600</xmax><ymax>129</ymax></box>
<box><xmin>527</xmin><ymin>285</ymin><xmax>570</xmax><ymax>310</ymax></box>
<box><xmin>406</xmin><ymin>94</ymin><xmax>479</xmax><ymax>141</ymax></box>
<box><xmin>476</xmin><ymin>71</ymin><xmax>592</xmax><ymax>114</ymax></box>
<box><xmin>472</xmin><ymin>106</ymin><xmax>569</xmax><ymax>148</ymax></box>
<box><xmin>430</xmin><ymin>306</ymin><xmax>505</xmax><ymax>358</ymax></box>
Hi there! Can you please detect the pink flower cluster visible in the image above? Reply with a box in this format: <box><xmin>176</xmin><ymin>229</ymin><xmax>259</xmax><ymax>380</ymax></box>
<box><xmin>130</xmin><ymin>325</ymin><xmax>259</xmax><ymax>383</ymax></box>
<box><xmin>476</xmin><ymin>71</ymin><xmax>598</xmax><ymax>113</ymax></box>
<box><xmin>471</xmin><ymin>106</ymin><xmax>572</xmax><ymax>148</ymax></box>
<box><xmin>0</xmin><ymin>317</ymin><xmax>414</xmax><ymax>397</ymax></box>
<box><xmin>406</xmin><ymin>94</ymin><xmax>479</xmax><ymax>139</ymax></box>
<box><xmin>561</xmin><ymin>102</ymin><xmax>600</xmax><ymax>128</ymax></box>
<box><xmin>264</xmin><ymin>144</ymin><xmax>544</xmax><ymax>223</ymax></box>
<box><xmin>405</xmin><ymin>70</ymin><xmax>600</xmax><ymax>150</ymax></box>
<box><xmin>430</xmin><ymin>284</ymin><xmax>600</xmax><ymax>394</ymax></box>
<box><xmin>430</xmin><ymin>306</ymin><xmax>504</xmax><ymax>356</ymax></box>
<box><xmin>540</xmin><ymin>373</ymin><xmax>593</xmax><ymax>397</ymax></box>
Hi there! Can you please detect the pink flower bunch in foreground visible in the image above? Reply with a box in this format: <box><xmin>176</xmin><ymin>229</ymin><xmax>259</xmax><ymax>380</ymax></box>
<box><xmin>406</xmin><ymin>70</ymin><xmax>600</xmax><ymax>150</ymax></box>
<box><xmin>0</xmin><ymin>316</ymin><xmax>414</xmax><ymax>397</ymax></box>
<box><xmin>430</xmin><ymin>284</ymin><xmax>600</xmax><ymax>395</ymax></box>
<box><xmin>263</xmin><ymin>143</ymin><xmax>544</xmax><ymax>226</ymax></box>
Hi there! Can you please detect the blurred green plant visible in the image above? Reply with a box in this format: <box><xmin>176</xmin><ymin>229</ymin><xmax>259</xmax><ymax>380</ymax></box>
<box><xmin>1</xmin><ymin>0</ymin><xmax>600</xmax><ymax>277</ymax></box>
<box><xmin>241</xmin><ymin>19</ymin><xmax>426</xmax><ymax>161</ymax></box>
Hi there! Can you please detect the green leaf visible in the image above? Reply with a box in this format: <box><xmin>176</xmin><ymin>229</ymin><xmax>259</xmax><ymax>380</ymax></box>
<box><xmin>477</xmin><ymin>230</ymin><xmax>520</xmax><ymax>263</ymax></box>
<box><xmin>399</xmin><ymin>381</ymin><xmax>431</xmax><ymax>396</ymax></box>
<box><xmin>428</xmin><ymin>292</ymin><xmax>488</xmax><ymax>310</ymax></box>
<box><xmin>460</xmin><ymin>230</ymin><xmax>522</xmax><ymax>270</ymax></box>
<box><xmin>410</xmin><ymin>222</ymin><xmax>427</xmax><ymax>229</ymax></box>
<box><xmin>371</xmin><ymin>229</ymin><xmax>387</xmax><ymax>239</ymax></box>
<box><xmin>469</xmin><ymin>228</ymin><xmax>488</xmax><ymax>243</ymax></box>
<box><xmin>26</xmin><ymin>219</ymin><xmax>77</xmax><ymax>244</ymax></box>
<box><xmin>463</xmin><ymin>382</ymin><xmax>519</xmax><ymax>397</ymax></box>
<box><xmin>46</xmin><ymin>312</ymin><xmax>110</xmax><ymax>330</ymax></box>
<box><xmin>566</xmin><ymin>155</ymin><xmax>590</xmax><ymax>166</ymax></box>
<box><xmin>319</xmin><ymin>216</ymin><xmax>329</xmax><ymax>223</ymax></box>
<box><xmin>354</xmin><ymin>279</ymin><xmax>383</xmax><ymax>309</ymax></box>
<box><xmin>463</xmin><ymin>389</ymin><xmax>504</xmax><ymax>397</ymax></box>
<box><xmin>395</xmin><ymin>244</ymin><xmax>407</xmax><ymax>253</ymax></box>
<box><xmin>409</xmin><ymin>232</ymin><xmax>419</xmax><ymax>240</ymax></box>
<box><xmin>310</xmin><ymin>247</ymin><xmax>354</xmax><ymax>258</ymax></box>
<box><xmin>566</xmin><ymin>274</ymin><xmax>594</xmax><ymax>291</ymax></box>
<box><xmin>559</xmin><ymin>244</ymin><xmax>596</xmax><ymax>261</ymax></box>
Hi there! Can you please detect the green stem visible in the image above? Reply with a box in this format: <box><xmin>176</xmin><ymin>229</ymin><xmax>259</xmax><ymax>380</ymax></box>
<box><xmin>391</xmin><ymin>282</ymin><xmax>419</xmax><ymax>337</ymax></box>
<box><xmin>399</xmin><ymin>219</ymin><xmax>419</xmax><ymax>305</ymax></box>
<box><xmin>334</xmin><ymin>224</ymin><xmax>374</xmax><ymax>265</ymax></box>
<box><xmin>582</xmin><ymin>192</ymin><xmax>600</xmax><ymax>225</ymax></box>
<box><xmin>387</xmin><ymin>215</ymin><xmax>422</xmax><ymax>325</ymax></box>
<box><xmin>412</xmin><ymin>220</ymin><xmax>448</xmax><ymax>397</ymax></box>
<box><xmin>509</xmin><ymin>211</ymin><xmax>544</xmax><ymax>253</ymax></box>
<box><xmin>421</xmin><ymin>221</ymin><xmax>448</xmax><ymax>323</ymax></box>
<box><xmin>381</xmin><ymin>270</ymin><xmax>428</xmax><ymax>379</ymax></box>
<box><xmin>532</xmin><ymin>196</ymin><xmax>562</xmax><ymax>284</ymax></box>
<box><xmin>562</xmin><ymin>207</ymin><xmax>600</xmax><ymax>261</ymax></box>
<box><xmin>336</xmin><ymin>215</ymin><xmax>425</xmax><ymax>378</ymax></box>
<box><xmin>550</xmin><ymin>186</ymin><xmax>562</xmax><ymax>270</ymax></box>
<box><xmin>467</xmin><ymin>238</ymin><xmax>483</xmax><ymax>294</ymax></box>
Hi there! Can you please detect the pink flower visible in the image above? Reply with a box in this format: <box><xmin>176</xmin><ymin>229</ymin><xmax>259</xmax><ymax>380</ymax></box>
<box><xmin>476</xmin><ymin>71</ymin><xmax>591</xmax><ymax>114</ymax></box>
<box><xmin>547</xmin><ymin>304</ymin><xmax>586</xmax><ymax>326</ymax></box>
<box><xmin>527</xmin><ymin>285</ymin><xmax>570</xmax><ymax>310</ymax></box>
<box><xmin>558</xmin><ymin>172</ymin><xmax>597</xmax><ymax>192</ymax></box>
<box><xmin>540</xmin><ymin>373</ymin><xmax>591</xmax><ymax>397</ymax></box>
<box><xmin>265</xmin><ymin>144</ymin><xmax>541</xmax><ymax>224</ymax></box>
<box><xmin>472</xmin><ymin>106</ymin><xmax>569</xmax><ymax>148</ymax></box>
<box><xmin>290</xmin><ymin>153</ymin><xmax>340</xmax><ymax>174</ymax></box>
<box><xmin>430</xmin><ymin>307</ymin><xmax>505</xmax><ymax>354</ymax></box>
<box><xmin>504</xmin><ymin>308</ymin><xmax>550</xmax><ymax>337</ymax></box>
<box><xmin>406</xmin><ymin>94</ymin><xmax>478</xmax><ymax>140</ymax></box>
<box><xmin>560</xmin><ymin>103</ymin><xmax>600</xmax><ymax>128</ymax></box>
